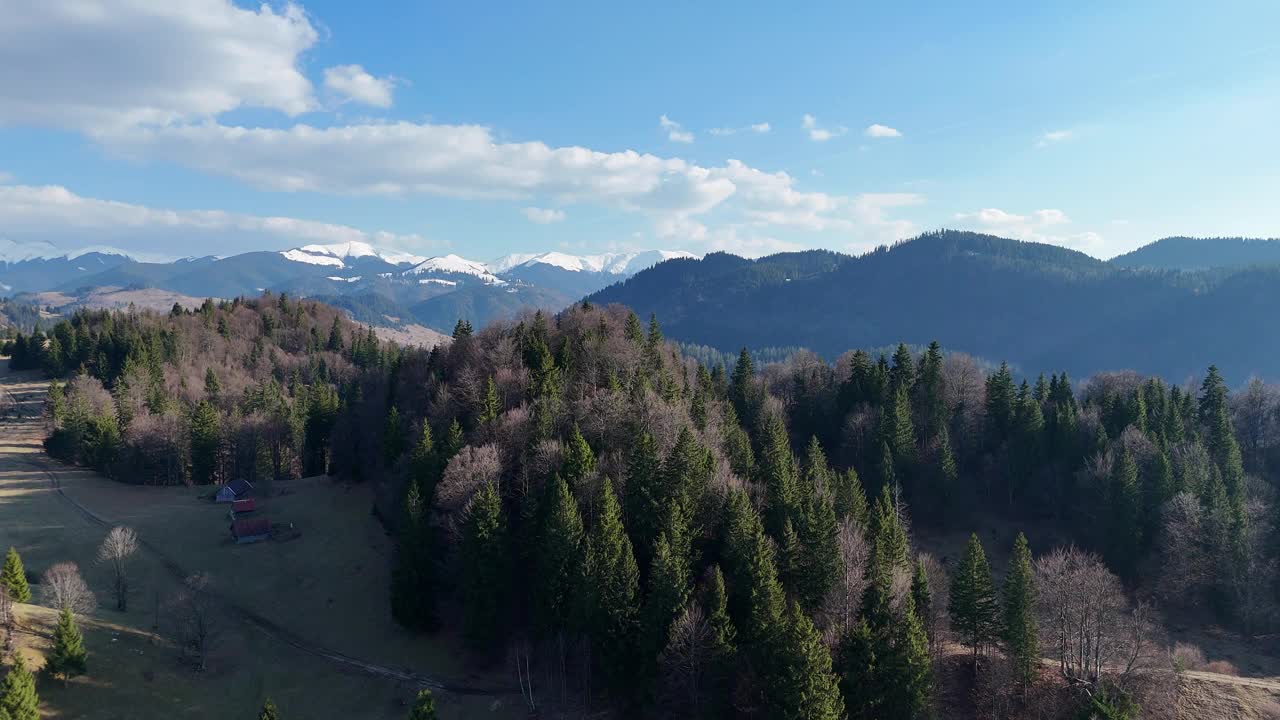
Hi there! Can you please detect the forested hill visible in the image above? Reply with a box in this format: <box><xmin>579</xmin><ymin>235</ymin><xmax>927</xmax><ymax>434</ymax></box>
<box><xmin>1112</xmin><ymin>236</ymin><xmax>1280</xmax><ymax>270</ymax></box>
<box><xmin>587</xmin><ymin>230</ymin><xmax>1280</xmax><ymax>381</ymax></box>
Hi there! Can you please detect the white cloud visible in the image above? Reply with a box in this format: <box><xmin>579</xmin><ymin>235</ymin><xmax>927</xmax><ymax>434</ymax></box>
<box><xmin>954</xmin><ymin>206</ymin><xmax>1104</xmax><ymax>253</ymax></box>
<box><xmin>864</xmin><ymin>123</ymin><xmax>902</xmax><ymax>138</ymax></box>
<box><xmin>1037</xmin><ymin>129</ymin><xmax>1074</xmax><ymax>147</ymax></box>
<box><xmin>0</xmin><ymin>0</ymin><xmax>319</xmax><ymax>129</ymax></box>
<box><xmin>659</xmin><ymin>115</ymin><xmax>694</xmax><ymax>143</ymax></box>
<box><xmin>802</xmin><ymin>114</ymin><xmax>847</xmax><ymax>142</ymax></box>
<box><xmin>0</xmin><ymin>183</ymin><xmax>441</xmax><ymax>259</ymax></box>
<box><xmin>323</xmin><ymin>65</ymin><xmax>395</xmax><ymax>108</ymax></box>
<box><xmin>522</xmin><ymin>207</ymin><xmax>566</xmax><ymax>224</ymax></box>
<box><xmin>709</xmin><ymin>122</ymin><xmax>771</xmax><ymax>136</ymax></box>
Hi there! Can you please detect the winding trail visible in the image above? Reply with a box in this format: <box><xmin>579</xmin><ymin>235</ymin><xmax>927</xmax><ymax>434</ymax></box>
<box><xmin>0</xmin><ymin>365</ymin><xmax>513</xmax><ymax>697</ymax></box>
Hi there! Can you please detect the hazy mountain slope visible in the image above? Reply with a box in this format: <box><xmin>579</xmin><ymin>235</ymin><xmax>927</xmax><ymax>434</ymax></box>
<box><xmin>1111</xmin><ymin>236</ymin><xmax>1280</xmax><ymax>270</ymax></box>
<box><xmin>588</xmin><ymin>231</ymin><xmax>1276</xmax><ymax>380</ymax></box>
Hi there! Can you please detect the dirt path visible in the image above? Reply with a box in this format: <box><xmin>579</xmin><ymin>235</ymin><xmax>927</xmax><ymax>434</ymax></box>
<box><xmin>0</xmin><ymin>365</ymin><xmax>512</xmax><ymax>697</ymax></box>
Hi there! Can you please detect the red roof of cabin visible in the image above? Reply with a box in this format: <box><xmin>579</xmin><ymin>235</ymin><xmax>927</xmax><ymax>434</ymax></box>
<box><xmin>232</xmin><ymin>517</ymin><xmax>271</xmax><ymax>537</ymax></box>
<box><xmin>232</xmin><ymin>498</ymin><xmax>256</xmax><ymax>512</ymax></box>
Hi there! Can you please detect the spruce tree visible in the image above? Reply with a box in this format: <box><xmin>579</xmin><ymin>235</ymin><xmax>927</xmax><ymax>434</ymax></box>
<box><xmin>0</xmin><ymin>655</ymin><xmax>38</xmax><ymax>720</ymax></box>
<box><xmin>443</xmin><ymin>419</ymin><xmax>465</xmax><ymax>461</ymax></box>
<box><xmin>797</xmin><ymin>491</ymin><xmax>841</xmax><ymax>612</ymax></box>
<box><xmin>881</xmin><ymin>593</ymin><xmax>933</xmax><ymax>720</ymax></box>
<box><xmin>642</xmin><ymin>530</ymin><xmax>691</xmax><ymax>668</ymax></box>
<box><xmin>390</xmin><ymin>476</ymin><xmax>437</xmax><ymax>630</ymax></box>
<box><xmin>1002</xmin><ymin>533</ymin><xmax>1038</xmax><ymax>688</ymax></box>
<box><xmin>889</xmin><ymin>343</ymin><xmax>915</xmax><ymax>395</ymax></box>
<box><xmin>949</xmin><ymin>533</ymin><xmax>1000</xmax><ymax>660</ymax></box>
<box><xmin>778</xmin><ymin>518</ymin><xmax>804</xmax><ymax>597</ymax></box>
<box><xmin>911</xmin><ymin>556</ymin><xmax>931</xmax><ymax>639</ymax></box>
<box><xmin>383</xmin><ymin>406</ymin><xmax>404</xmax><ymax>465</ymax></box>
<box><xmin>768</xmin><ymin>600</ymin><xmax>844</xmax><ymax>720</ymax></box>
<box><xmin>624</xmin><ymin>430</ymin><xmax>664</xmax><ymax>572</ymax></box>
<box><xmin>408</xmin><ymin>689</ymin><xmax>437</xmax><ymax>720</ymax></box>
<box><xmin>761</xmin><ymin>415</ymin><xmax>799</xmax><ymax>537</ymax></box>
<box><xmin>409</xmin><ymin>424</ymin><xmax>439</xmax><ymax>501</ymax></box>
<box><xmin>189</xmin><ymin>399</ymin><xmax>222</xmax><ymax>484</ymax></box>
<box><xmin>832</xmin><ymin>467</ymin><xmax>869</xmax><ymax>526</ymax></box>
<box><xmin>478</xmin><ymin>376</ymin><xmax>500</xmax><ymax>425</ymax></box>
<box><xmin>1</xmin><ymin>549</ymin><xmax>29</xmax><ymax>603</ymax></box>
<box><xmin>257</xmin><ymin>699</ymin><xmax>280</xmax><ymax>720</ymax></box>
<box><xmin>584</xmin><ymin>477</ymin><xmax>640</xmax><ymax>697</ymax></box>
<box><xmin>561</xmin><ymin>423</ymin><xmax>596</xmax><ymax>493</ymax></box>
<box><xmin>704</xmin><ymin>565</ymin><xmax>737</xmax><ymax>654</ymax></box>
<box><xmin>459</xmin><ymin>481</ymin><xmax>508</xmax><ymax>655</ymax></box>
<box><xmin>46</xmin><ymin>607</ymin><xmax>88</xmax><ymax>681</ymax></box>
<box><xmin>1106</xmin><ymin>449</ymin><xmax>1142</xmax><ymax>581</ymax></box>
<box><xmin>721</xmin><ymin>489</ymin><xmax>785</xmax><ymax>648</ymax></box>
<box><xmin>837</xmin><ymin>620</ymin><xmax>879</xmax><ymax>720</ymax></box>
<box><xmin>534</xmin><ymin>474</ymin><xmax>585</xmax><ymax>639</ymax></box>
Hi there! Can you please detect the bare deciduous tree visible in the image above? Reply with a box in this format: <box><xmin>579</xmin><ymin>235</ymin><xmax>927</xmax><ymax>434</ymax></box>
<box><xmin>819</xmin><ymin>519</ymin><xmax>870</xmax><ymax>641</ymax></box>
<box><xmin>657</xmin><ymin>602</ymin><xmax>714</xmax><ymax>717</ymax></box>
<box><xmin>171</xmin><ymin>573</ymin><xmax>218</xmax><ymax>672</ymax></box>
<box><xmin>917</xmin><ymin>552</ymin><xmax>951</xmax><ymax>658</ymax></box>
<box><xmin>0</xmin><ymin>584</ymin><xmax>12</xmax><ymax>653</ymax></box>
<box><xmin>40</xmin><ymin>562</ymin><xmax>96</xmax><ymax>615</ymax></box>
<box><xmin>98</xmin><ymin>526</ymin><xmax>139</xmax><ymax>611</ymax></box>
<box><xmin>1034</xmin><ymin>547</ymin><xmax>1163</xmax><ymax>689</ymax></box>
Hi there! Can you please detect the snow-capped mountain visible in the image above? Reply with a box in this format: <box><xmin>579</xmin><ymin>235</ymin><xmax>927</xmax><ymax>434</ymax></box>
<box><xmin>279</xmin><ymin>241</ymin><xmax>427</xmax><ymax>269</ymax></box>
<box><xmin>490</xmin><ymin>250</ymin><xmax>699</xmax><ymax>297</ymax></box>
<box><xmin>405</xmin><ymin>254</ymin><xmax>505</xmax><ymax>285</ymax></box>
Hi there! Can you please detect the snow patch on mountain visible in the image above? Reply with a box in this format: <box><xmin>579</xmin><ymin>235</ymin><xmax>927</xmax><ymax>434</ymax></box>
<box><xmin>406</xmin><ymin>254</ymin><xmax>504</xmax><ymax>284</ymax></box>
<box><xmin>281</xmin><ymin>249</ymin><xmax>345</xmax><ymax>267</ymax></box>
<box><xmin>494</xmin><ymin>250</ymin><xmax>698</xmax><ymax>276</ymax></box>
<box><xmin>288</xmin><ymin>241</ymin><xmax>427</xmax><ymax>267</ymax></box>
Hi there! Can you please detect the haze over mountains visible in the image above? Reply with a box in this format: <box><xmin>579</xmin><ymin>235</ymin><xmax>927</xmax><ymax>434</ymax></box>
<box><xmin>6</xmin><ymin>233</ymin><xmax>1280</xmax><ymax>380</ymax></box>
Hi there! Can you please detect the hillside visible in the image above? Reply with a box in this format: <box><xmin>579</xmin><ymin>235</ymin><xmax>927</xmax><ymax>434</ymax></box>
<box><xmin>588</xmin><ymin>231</ymin><xmax>1280</xmax><ymax>381</ymax></box>
<box><xmin>1113</xmin><ymin>236</ymin><xmax>1280</xmax><ymax>270</ymax></box>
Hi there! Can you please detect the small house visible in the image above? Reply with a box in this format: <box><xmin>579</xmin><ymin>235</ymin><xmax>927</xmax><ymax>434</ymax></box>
<box><xmin>231</xmin><ymin>517</ymin><xmax>271</xmax><ymax>544</ymax></box>
<box><xmin>215</xmin><ymin>478</ymin><xmax>254</xmax><ymax>504</ymax></box>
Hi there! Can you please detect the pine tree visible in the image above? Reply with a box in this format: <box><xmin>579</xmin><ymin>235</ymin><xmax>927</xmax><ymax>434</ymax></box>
<box><xmin>949</xmin><ymin>533</ymin><xmax>1000</xmax><ymax>660</ymax></box>
<box><xmin>985</xmin><ymin>362</ymin><xmax>1016</xmax><ymax>448</ymax></box>
<box><xmin>390</xmin><ymin>476</ymin><xmax>438</xmax><ymax>630</ymax></box>
<box><xmin>257</xmin><ymin>699</ymin><xmax>280</xmax><ymax>720</ymax></box>
<box><xmin>889</xmin><ymin>343</ymin><xmax>915</xmax><ymax>395</ymax></box>
<box><xmin>443</xmin><ymin>419</ymin><xmax>465</xmax><ymax>461</ymax></box>
<box><xmin>884</xmin><ymin>385</ymin><xmax>917</xmax><ymax>469</ymax></box>
<box><xmin>585</xmin><ymin>477</ymin><xmax>640</xmax><ymax>696</ymax></box>
<box><xmin>534</xmin><ymin>474</ymin><xmax>585</xmax><ymax>639</ymax></box>
<box><xmin>383</xmin><ymin>406</ymin><xmax>404</xmax><ymax>465</ymax></box>
<box><xmin>761</xmin><ymin>415</ymin><xmax>799</xmax><ymax>537</ymax></box>
<box><xmin>479</xmin><ymin>376</ymin><xmax>500</xmax><ymax>425</ymax></box>
<box><xmin>459</xmin><ymin>481</ymin><xmax>508</xmax><ymax>654</ymax></box>
<box><xmin>624</xmin><ymin>430</ymin><xmax>664</xmax><ymax>572</ymax></box>
<box><xmin>832</xmin><ymin>467</ymin><xmax>869</xmax><ymax>526</ymax></box>
<box><xmin>837</xmin><ymin>620</ymin><xmax>879</xmax><ymax>720</ymax></box>
<box><xmin>46</xmin><ymin>607</ymin><xmax>88</xmax><ymax>681</ymax></box>
<box><xmin>796</xmin><ymin>491</ymin><xmax>841</xmax><ymax>612</ymax></box>
<box><xmin>1106</xmin><ymin>449</ymin><xmax>1142</xmax><ymax>581</ymax></box>
<box><xmin>911</xmin><ymin>557</ymin><xmax>932</xmax><ymax>638</ymax></box>
<box><xmin>189</xmin><ymin>399</ymin><xmax>222</xmax><ymax>484</ymax></box>
<box><xmin>778</xmin><ymin>518</ymin><xmax>804</xmax><ymax>596</ymax></box>
<box><xmin>881</xmin><ymin>593</ymin><xmax>933</xmax><ymax>720</ymax></box>
<box><xmin>768</xmin><ymin>600</ymin><xmax>844</xmax><ymax>720</ymax></box>
<box><xmin>408</xmin><ymin>689</ymin><xmax>437</xmax><ymax>720</ymax></box>
<box><xmin>704</xmin><ymin>565</ymin><xmax>737</xmax><ymax>654</ymax></box>
<box><xmin>1002</xmin><ymin>533</ymin><xmax>1038</xmax><ymax>688</ymax></box>
<box><xmin>916</xmin><ymin>341</ymin><xmax>947</xmax><ymax>441</ymax></box>
<box><xmin>1</xmin><ymin>549</ymin><xmax>29</xmax><ymax>603</ymax></box>
<box><xmin>721</xmin><ymin>489</ymin><xmax>785</xmax><ymax>648</ymax></box>
<box><xmin>0</xmin><ymin>655</ymin><xmax>38</xmax><ymax>720</ymax></box>
<box><xmin>642</xmin><ymin>530</ymin><xmax>691</xmax><ymax>667</ymax></box>
<box><xmin>561</xmin><ymin>423</ymin><xmax>596</xmax><ymax>492</ymax></box>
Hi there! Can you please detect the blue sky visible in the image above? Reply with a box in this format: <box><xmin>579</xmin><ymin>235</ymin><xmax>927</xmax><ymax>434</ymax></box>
<box><xmin>1</xmin><ymin>1</ymin><xmax>1277</xmax><ymax>261</ymax></box>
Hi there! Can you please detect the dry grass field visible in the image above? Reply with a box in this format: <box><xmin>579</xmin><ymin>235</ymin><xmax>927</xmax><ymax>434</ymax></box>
<box><xmin>0</xmin><ymin>366</ymin><xmax>520</xmax><ymax>719</ymax></box>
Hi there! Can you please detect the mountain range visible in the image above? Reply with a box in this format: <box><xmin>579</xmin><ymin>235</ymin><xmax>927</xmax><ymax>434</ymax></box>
<box><xmin>588</xmin><ymin>232</ymin><xmax>1280</xmax><ymax>381</ymax></box>
<box><xmin>0</xmin><ymin>240</ymin><xmax>694</xmax><ymax>331</ymax></box>
<box><xmin>8</xmin><ymin>232</ymin><xmax>1280</xmax><ymax>381</ymax></box>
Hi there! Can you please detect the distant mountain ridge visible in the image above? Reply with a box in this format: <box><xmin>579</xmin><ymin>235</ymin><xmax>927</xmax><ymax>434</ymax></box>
<box><xmin>0</xmin><ymin>241</ymin><xmax>698</xmax><ymax>332</ymax></box>
<box><xmin>1111</xmin><ymin>236</ymin><xmax>1280</xmax><ymax>270</ymax></box>
<box><xmin>587</xmin><ymin>231</ymin><xmax>1280</xmax><ymax>381</ymax></box>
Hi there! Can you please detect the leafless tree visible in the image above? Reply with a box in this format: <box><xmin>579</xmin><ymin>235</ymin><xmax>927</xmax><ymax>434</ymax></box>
<box><xmin>1232</xmin><ymin>377</ymin><xmax>1280</xmax><ymax>468</ymax></box>
<box><xmin>435</xmin><ymin>444</ymin><xmax>502</xmax><ymax>518</ymax></box>
<box><xmin>1154</xmin><ymin>493</ymin><xmax>1213</xmax><ymax>606</ymax></box>
<box><xmin>657</xmin><ymin>602</ymin><xmax>714</xmax><ymax>717</ymax></box>
<box><xmin>98</xmin><ymin>526</ymin><xmax>139</xmax><ymax>611</ymax></box>
<box><xmin>40</xmin><ymin>562</ymin><xmax>96</xmax><ymax>615</ymax></box>
<box><xmin>1034</xmin><ymin>547</ymin><xmax>1163</xmax><ymax>688</ymax></box>
<box><xmin>171</xmin><ymin>573</ymin><xmax>218</xmax><ymax>671</ymax></box>
<box><xmin>510</xmin><ymin>633</ymin><xmax>537</xmax><ymax>714</ymax></box>
<box><xmin>0</xmin><ymin>584</ymin><xmax>12</xmax><ymax>653</ymax></box>
<box><xmin>918</xmin><ymin>552</ymin><xmax>951</xmax><ymax>659</ymax></box>
<box><xmin>819</xmin><ymin>519</ymin><xmax>870</xmax><ymax>641</ymax></box>
<box><xmin>943</xmin><ymin>352</ymin><xmax>987</xmax><ymax>436</ymax></box>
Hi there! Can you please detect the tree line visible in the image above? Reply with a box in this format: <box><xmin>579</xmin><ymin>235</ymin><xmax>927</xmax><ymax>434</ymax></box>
<box><xmin>16</xmin><ymin>295</ymin><xmax>1280</xmax><ymax>717</ymax></box>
